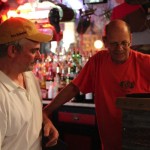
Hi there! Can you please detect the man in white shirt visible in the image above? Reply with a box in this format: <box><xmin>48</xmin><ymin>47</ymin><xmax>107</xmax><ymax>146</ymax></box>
<box><xmin>0</xmin><ymin>17</ymin><xmax>59</xmax><ymax>150</ymax></box>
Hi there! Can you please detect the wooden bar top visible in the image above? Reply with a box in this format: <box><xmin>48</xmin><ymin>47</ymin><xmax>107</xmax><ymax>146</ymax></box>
<box><xmin>116</xmin><ymin>97</ymin><xmax>150</xmax><ymax>111</ymax></box>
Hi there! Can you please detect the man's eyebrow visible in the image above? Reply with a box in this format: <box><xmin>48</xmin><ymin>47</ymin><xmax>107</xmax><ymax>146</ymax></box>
<box><xmin>31</xmin><ymin>48</ymin><xmax>40</xmax><ymax>51</ymax></box>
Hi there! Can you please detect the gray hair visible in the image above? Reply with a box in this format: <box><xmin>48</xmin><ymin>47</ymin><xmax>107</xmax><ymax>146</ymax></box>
<box><xmin>0</xmin><ymin>41</ymin><xmax>23</xmax><ymax>57</ymax></box>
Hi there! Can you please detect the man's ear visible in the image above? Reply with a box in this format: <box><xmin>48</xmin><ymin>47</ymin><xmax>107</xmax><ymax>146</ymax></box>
<box><xmin>7</xmin><ymin>45</ymin><xmax>17</xmax><ymax>58</ymax></box>
<box><xmin>130</xmin><ymin>34</ymin><xmax>132</xmax><ymax>45</ymax></box>
<box><xmin>102</xmin><ymin>36</ymin><xmax>108</xmax><ymax>48</ymax></box>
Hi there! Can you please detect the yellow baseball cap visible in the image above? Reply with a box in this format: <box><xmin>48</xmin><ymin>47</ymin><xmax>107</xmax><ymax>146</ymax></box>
<box><xmin>0</xmin><ymin>17</ymin><xmax>53</xmax><ymax>44</ymax></box>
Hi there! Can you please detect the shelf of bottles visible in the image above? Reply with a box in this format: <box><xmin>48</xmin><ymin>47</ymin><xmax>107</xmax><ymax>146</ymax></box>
<box><xmin>33</xmin><ymin>48</ymin><xmax>95</xmax><ymax>102</ymax></box>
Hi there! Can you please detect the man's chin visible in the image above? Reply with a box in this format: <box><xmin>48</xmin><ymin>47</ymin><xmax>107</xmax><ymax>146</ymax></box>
<box><xmin>116</xmin><ymin>54</ymin><xmax>128</xmax><ymax>63</ymax></box>
<box><xmin>26</xmin><ymin>66</ymin><xmax>34</xmax><ymax>71</ymax></box>
<box><xmin>113</xmin><ymin>57</ymin><xmax>127</xmax><ymax>64</ymax></box>
<box><xmin>117</xmin><ymin>58</ymin><xmax>127</xmax><ymax>64</ymax></box>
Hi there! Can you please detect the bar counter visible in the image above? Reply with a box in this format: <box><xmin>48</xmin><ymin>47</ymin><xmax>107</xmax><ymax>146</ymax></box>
<box><xmin>42</xmin><ymin>100</ymin><xmax>95</xmax><ymax>108</ymax></box>
<box><xmin>43</xmin><ymin>99</ymin><xmax>100</xmax><ymax>150</ymax></box>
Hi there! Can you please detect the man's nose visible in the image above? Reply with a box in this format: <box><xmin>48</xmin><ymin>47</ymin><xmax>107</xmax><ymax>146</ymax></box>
<box><xmin>35</xmin><ymin>51</ymin><xmax>41</xmax><ymax>59</ymax></box>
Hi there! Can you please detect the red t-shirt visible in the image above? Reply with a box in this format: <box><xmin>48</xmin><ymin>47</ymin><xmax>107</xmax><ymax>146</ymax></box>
<box><xmin>72</xmin><ymin>50</ymin><xmax>150</xmax><ymax>150</ymax></box>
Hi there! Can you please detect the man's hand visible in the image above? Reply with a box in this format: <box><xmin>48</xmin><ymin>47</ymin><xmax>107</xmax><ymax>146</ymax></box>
<box><xmin>43</xmin><ymin>112</ymin><xmax>59</xmax><ymax>147</ymax></box>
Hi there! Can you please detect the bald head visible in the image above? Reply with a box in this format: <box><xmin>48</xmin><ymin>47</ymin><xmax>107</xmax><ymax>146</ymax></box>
<box><xmin>103</xmin><ymin>19</ymin><xmax>132</xmax><ymax>64</ymax></box>
<box><xmin>105</xmin><ymin>19</ymin><xmax>131</xmax><ymax>37</ymax></box>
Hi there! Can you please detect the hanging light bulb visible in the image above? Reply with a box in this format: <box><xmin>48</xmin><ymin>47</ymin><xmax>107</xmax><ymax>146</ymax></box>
<box><xmin>94</xmin><ymin>40</ymin><xmax>103</xmax><ymax>50</ymax></box>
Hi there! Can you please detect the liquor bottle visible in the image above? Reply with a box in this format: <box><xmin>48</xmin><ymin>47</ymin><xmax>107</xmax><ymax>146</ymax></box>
<box><xmin>47</xmin><ymin>81</ymin><xmax>53</xmax><ymax>99</ymax></box>
<box><xmin>59</xmin><ymin>68</ymin><xmax>66</xmax><ymax>91</ymax></box>
<box><xmin>66</xmin><ymin>67</ymin><xmax>71</xmax><ymax>85</ymax></box>
<box><xmin>76</xmin><ymin>51</ymin><xmax>82</xmax><ymax>66</ymax></box>
<box><xmin>45</xmin><ymin>63</ymin><xmax>54</xmax><ymax>91</ymax></box>
<box><xmin>52</xmin><ymin>64</ymin><xmax>60</xmax><ymax>98</ymax></box>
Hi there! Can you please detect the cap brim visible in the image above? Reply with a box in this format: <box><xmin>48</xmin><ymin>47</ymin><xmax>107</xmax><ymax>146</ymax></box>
<box><xmin>27</xmin><ymin>33</ymin><xmax>53</xmax><ymax>43</ymax></box>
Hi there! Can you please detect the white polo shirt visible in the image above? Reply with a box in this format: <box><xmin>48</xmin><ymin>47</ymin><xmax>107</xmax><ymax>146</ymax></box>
<box><xmin>0</xmin><ymin>71</ymin><xmax>42</xmax><ymax>150</ymax></box>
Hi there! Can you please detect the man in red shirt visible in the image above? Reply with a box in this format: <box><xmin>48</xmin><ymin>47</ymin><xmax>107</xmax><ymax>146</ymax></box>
<box><xmin>43</xmin><ymin>19</ymin><xmax>150</xmax><ymax>150</ymax></box>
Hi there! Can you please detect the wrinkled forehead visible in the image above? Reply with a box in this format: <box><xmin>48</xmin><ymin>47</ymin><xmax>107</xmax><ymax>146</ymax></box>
<box><xmin>106</xmin><ymin>24</ymin><xmax>131</xmax><ymax>42</ymax></box>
